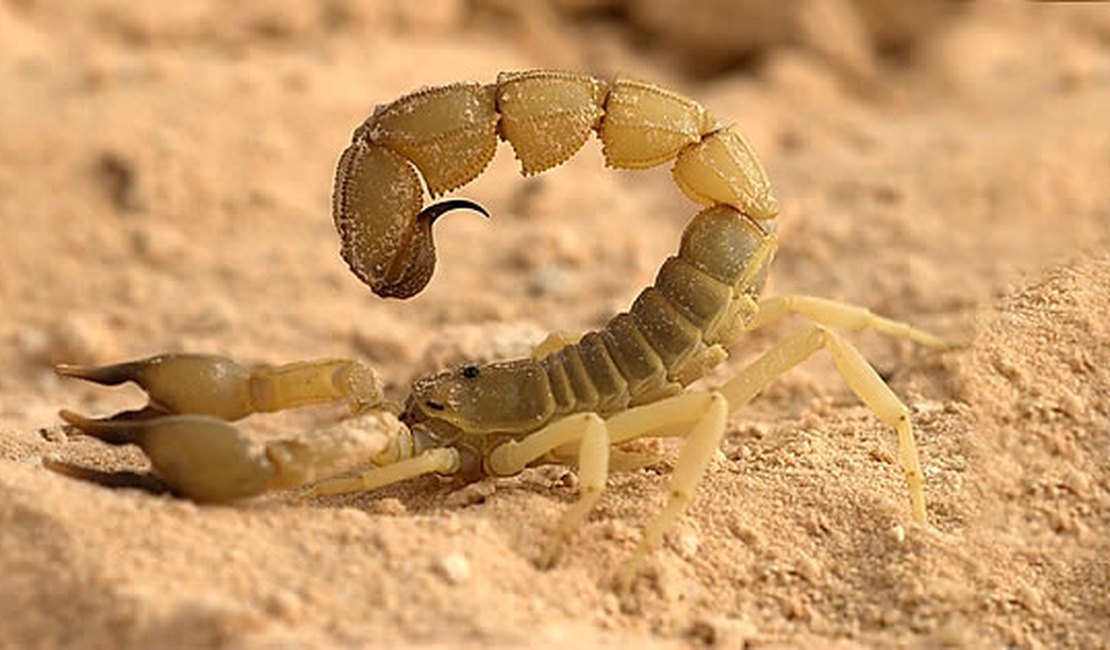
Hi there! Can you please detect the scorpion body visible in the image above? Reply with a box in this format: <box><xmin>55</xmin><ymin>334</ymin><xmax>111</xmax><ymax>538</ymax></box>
<box><xmin>54</xmin><ymin>70</ymin><xmax>951</xmax><ymax>592</ymax></box>
<box><xmin>402</xmin><ymin>205</ymin><xmax>774</xmax><ymax>482</ymax></box>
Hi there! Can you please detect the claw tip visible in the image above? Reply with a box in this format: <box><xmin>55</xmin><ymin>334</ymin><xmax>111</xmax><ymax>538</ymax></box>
<box><xmin>58</xmin><ymin>409</ymin><xmax>90</xmax><ymax>428</ymax></box>
<box><xmin>54</xmin><ymin>364</ymin><xmax>83</xmax><ymax>377</ymax></box>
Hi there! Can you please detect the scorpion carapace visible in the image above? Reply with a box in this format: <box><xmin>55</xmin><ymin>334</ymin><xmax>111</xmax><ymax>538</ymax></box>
<box><xmin>55</xmin><ymin>70</ymin><xmax>953</xmax><ymax>594</ymax></box>
<box><xmin>332</xmin><ymin>70</ymin><xmax>778</xmax><ymax>299</ymax></box>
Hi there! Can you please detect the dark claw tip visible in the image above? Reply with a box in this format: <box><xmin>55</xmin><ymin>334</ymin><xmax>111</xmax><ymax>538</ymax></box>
<box><xmin>54</xmin><ymin>362</ymin><xmax>135</xmax><ymax>386</ymax></box>
<box><xmin>57</xmin><ymin>409</ymin><xmax>150</xmax><ymax>445</ymax></box>
<box><xmin>54</xmin><ymin>363</ymin><xmax>91</xmax><ymax>378</ymax></box>
<box><xmin>42</xmin><ymin>457</ymin><xmax>171</xmax><ymax>495</ymax></box>
<box><xmin>58</xmin><ymin>409</ymin><xmax>95</xmax><ymax>429</ymax></box>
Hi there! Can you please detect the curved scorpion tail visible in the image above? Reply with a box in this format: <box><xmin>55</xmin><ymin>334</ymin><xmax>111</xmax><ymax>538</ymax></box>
<box><xmin>332</xmin><ymin>71</ymin><xmax>777</xmax><ymax>300</ymax></box>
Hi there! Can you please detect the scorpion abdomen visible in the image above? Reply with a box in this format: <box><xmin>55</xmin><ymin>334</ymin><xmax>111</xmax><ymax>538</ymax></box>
<box><xmin>536</xmin><ymin>205</ymin><xmax>775</xmax><ymax>417</ymax></box>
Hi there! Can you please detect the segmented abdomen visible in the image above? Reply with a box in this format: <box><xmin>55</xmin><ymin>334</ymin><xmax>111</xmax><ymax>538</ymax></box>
<box><xmin>539</xmin><ymin>205</ymin><xmax>774</xmax><ymax>417</ymax></box>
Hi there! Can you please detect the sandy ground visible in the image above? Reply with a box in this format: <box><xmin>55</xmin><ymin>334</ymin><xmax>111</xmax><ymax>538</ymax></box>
<box><xmin>2</xmin><ymin>1</ymin><xmax>1110</xmax><ymax>648</ymax></box>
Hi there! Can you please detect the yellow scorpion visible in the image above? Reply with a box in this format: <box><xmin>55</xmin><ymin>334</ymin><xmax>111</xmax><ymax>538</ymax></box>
<box><xmin>55</xmin><ymin>71</ymin><xmax>950</xmax><ymax>589</ymax></box>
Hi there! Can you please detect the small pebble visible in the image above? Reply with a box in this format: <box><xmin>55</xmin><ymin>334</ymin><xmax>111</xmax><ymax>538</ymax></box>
<box><xmin>1018</xmin><ymin>580</ymin><xmax>1045</xmax><ymax>610</ymax></box>
<box><xmin>1062</xmin><ymin>467</ymin><xmax>1092</xmax><ymax>498</ymax></box>
<box><xmin>671</xmin><ymin>532</ymin><xmax>700</xmax><ymax>560</ymax></box>
<box><xmin>600</xmin><ymin>593</ymin><xmax>620</xmax><ymax>615</ymax></box>
<box><xmin>794</xmin><ymin>552</ymin><xmax>821</xmax><ymax>583</ymax></box>
<box><xmin>369</xmin><ymin>497</ymin><xmax>407</xmax><ymax>515</ymax></box>
<box><xmin>890</xmin><ymin>523</ymin><xmax>906</xmax><ymax>544</ymax></box>
<box><xmin>687</xmin><ymin>618</ymin><xmax>717</xmax><ymax>645</ymax></box>
<box><xmin>129</xmin><ymin>222</ymin><xmax>186</xmax><ymax>267</ymax></box>
<box><xmin>602</xmin><ymin>520</ymin><xmax>636</xmax><ymax>542</ymax></box>
<box><xmin>266</xmin><ymin>589</ymin><xmax>304</xmax><ymax>621</ymax></box>
<box><xmin>435</xmin><ymin>552</ymin><xmax>471</xmax><ymax>585</ymax></box>
<box><xmin>444</xmin><ymin>480</ymin><xmax>496</xmax><ymax>508</ymax></box>
<box><xmin>730</xmin><ymin>521</ymin><xmax>763</xmax><ymax>548</ymax></box>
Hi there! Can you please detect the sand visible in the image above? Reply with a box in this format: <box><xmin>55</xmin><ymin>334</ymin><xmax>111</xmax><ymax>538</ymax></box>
<box><xmin>2</xmin><ymin>1</ymin><xmax>1109</xmax><ymax>648</ymax></box>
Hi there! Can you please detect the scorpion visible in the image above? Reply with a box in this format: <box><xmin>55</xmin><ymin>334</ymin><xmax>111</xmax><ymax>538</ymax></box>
<box><xmin>53</xmin><ymin>70</ymin><xmax>951</xmax><ymax>591</ymax></box>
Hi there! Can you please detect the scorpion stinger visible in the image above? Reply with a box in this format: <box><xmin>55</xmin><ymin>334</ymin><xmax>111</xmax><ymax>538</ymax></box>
<box><xmin>418</xmin><ymin>198</ymin><xmax>491</xmax><ymax>223</ymax></box>
<box><xmin>374</xmin><ymin>197</ymin><xmax>491</xmax><ymax>299</ymax></box>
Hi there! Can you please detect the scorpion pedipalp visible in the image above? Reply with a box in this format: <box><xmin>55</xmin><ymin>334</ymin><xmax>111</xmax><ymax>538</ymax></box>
<box><xmin>58</xmin><ymin>409</ymin><xmax>277</xmax><ymax>501</ymax></box>
<box><xmin>56</xmin><ymin>354</ymin><xmax>386</xmax><ymax>419</ymax></box>
<box><xmin>56</xmin><ymin>355</ymin><xmax>256</xmax><ymax>420</ymax></box>
<box><xmin>56</xmin><ymin>408</ymin><xmax>404</xmax><ymax>502</ymax></box>
<box><xmin>54</xmin><ymin>356</ymin><xmax>403</xmax><ymax>502</ymax></box>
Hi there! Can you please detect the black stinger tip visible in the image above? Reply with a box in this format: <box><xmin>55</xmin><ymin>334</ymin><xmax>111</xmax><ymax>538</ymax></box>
<box><xmin>417</xmin><ymin>199</ymin><xmax>491</xmax><ymax>224</ymax></box>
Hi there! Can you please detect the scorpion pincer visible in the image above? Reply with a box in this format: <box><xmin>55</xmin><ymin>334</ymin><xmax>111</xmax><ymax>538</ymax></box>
<box><xmin>54</xmin><ymin>70</ymin><xmax>953</xmax><ymax>592</ymax></box>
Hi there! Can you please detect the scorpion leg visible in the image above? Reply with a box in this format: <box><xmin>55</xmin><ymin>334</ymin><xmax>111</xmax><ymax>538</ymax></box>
<box><xmin>746</xmin><ymin>295</ymin><xmax>955</xmax><ymax>350</ymax></box>
<box><xmin>489</xmin><ymin>393</ymin><xmax>729</xmax><ymax>586</ymax></box>
<box><xmin>720</xmin><ymin>326</ymin><xmax>928</xmax><ymax>525</ymax></box>
<box><xmin>302</xmin><ymin>447</ymin><xmax>460</xmax><ymax>497</ymax></box>
<box><xmin>602</xmin><ymin>392</ymin><xmax>729</xmax><ymax>596</ymax></box>
<box><xmin>487</xmin><ymin>413</ymin><xmax>610</xmax><ymax>569</ymax></box>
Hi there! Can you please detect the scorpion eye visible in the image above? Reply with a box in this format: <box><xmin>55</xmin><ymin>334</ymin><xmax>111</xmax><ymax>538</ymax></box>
<box><xmin>425</xmin><ymin>400</ymin><xmax>446</xmax><ymax>412</ymax></box>
<box><xmin>461</xmin><ymin>364</ymin><xmax>480</xmax><ymax>379</ymax></box>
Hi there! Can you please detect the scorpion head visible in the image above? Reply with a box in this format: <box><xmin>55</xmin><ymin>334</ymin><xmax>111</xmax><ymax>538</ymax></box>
<box><xmin>401</xmin><ymin>359</ymin><xmax>556</xmax><ymax>437</ymax></box>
